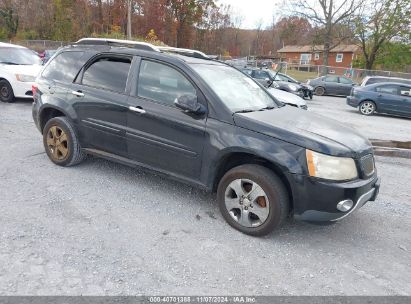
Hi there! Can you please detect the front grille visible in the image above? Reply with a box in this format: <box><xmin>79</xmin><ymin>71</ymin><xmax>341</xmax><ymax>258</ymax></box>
<box><xmin>360</xmin><ymin>154</ymin><xmax>375</xmax><ymax>177</ymax></box>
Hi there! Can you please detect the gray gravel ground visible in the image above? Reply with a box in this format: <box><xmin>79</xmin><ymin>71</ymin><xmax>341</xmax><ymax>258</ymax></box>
<box><xmin>0</xmin><ymin>99</ymin><xmax>410</xmax><ymax>296</ymax></box>
<box><xmin>308</xmin><ymin>95</ymin><xmax>411</xmax><ymax>142</ymax></box>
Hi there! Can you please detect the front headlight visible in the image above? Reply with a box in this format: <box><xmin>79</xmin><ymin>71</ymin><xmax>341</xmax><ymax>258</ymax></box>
<box><xmin>306</xmin><ymin>149</ymin><xmax>358</xmax><ymax>181</ymax></box>
<box><xmin>307</xmin><ymin>85</ymin><xmax>313</xmax><ymax>90</ymax></box>
<box><xmin>15</xmin><ymin>74</ymin><xmax>36</xmax><ymax>82</ymax></box>
<box><xmin>287</xmin><ymin>84</ymin><xmax>298</xmax><ymax>91</ymax></box>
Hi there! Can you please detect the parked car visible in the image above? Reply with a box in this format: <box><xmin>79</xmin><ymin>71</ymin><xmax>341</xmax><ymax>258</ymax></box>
<box><xmin>360</xmin><ymin>76</ymin><xmax>411</xmax><ymax>87</ymax></box>
<box><xmin>267</xmin><ymin>87</ymin><xmax>308</xmax><ymax>110</ymax></box>
<box><xmin>0</xmin><ymin>42</ymin><xmax>42</xmax><ymax>102</ymax></box>
<box><xmin>275</xmin><ymin>72</ymin><xmax>314</xmax><ymax>99</ymax></box>
<box><xmin>308</xmin><ymin>75</ymin><xmax>356</xmax><ymax>97</ymax></box>
<box><xmin>40</xmin><ymin>50</ymin><xmax>57</xmax><ymax>64</ymax></box>
<box><xmin>347</xmin><ymin>82</ymin><xmax>411</xmax><ymax>117</ymax></box>
<box><xmin>241</xmin><ymin>68</ymin><xmax>306</xmax><ymax>99</ymax></box>
<box><xmin>32</xmin><ymin>39</ymin><xmax>380</xmax><ymax>236</ymax></box>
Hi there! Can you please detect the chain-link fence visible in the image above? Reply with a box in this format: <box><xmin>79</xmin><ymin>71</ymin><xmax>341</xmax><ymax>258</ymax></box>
<box><xmin>1</xmin><ymin>40</ymin><xmax>72</xmax><ymax>52</ymax></box>
<box><xmin>284</xmin><ymin>64</ymin><xmax>411</xmax><ymax>83</ymax></box>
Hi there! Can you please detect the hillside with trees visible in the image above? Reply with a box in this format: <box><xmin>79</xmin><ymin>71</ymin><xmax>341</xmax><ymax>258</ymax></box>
<box><xmin>0</xmin><ymin>0</ymin><xmax>410</xmax><ymax>71</ymax></box>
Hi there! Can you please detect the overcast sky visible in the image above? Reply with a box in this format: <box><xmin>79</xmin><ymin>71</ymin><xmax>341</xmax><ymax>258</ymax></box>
<box><xmin>217</xmin><ymin>0</ymin><xmax>282</xmax><ymax>29</ymax></box>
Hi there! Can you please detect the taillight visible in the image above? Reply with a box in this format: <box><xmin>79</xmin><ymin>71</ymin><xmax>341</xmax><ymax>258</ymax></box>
<box><xmin>32</xmin><ymin>84</ymin><xmax>38</xmax><ymax>96</ymax></box>
<box><xmin>31</xmin><ymin>83</ymin><xmax>38</xmax><ymax>98</ymax></box>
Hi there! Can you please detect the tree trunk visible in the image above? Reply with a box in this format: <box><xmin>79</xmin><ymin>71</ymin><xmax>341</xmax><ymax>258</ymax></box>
<box><xmin>322</xmin><ymin>40</ymin><xmax>330</xmax><ymax>75</ymax></box>
<box><xmin>127</xmin><ymin>0</ymin><xmax>132</xmax><ymax>39</ymax></box>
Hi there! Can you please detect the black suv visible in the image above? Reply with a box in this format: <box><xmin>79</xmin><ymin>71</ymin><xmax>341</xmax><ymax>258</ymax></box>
<box><xmin>32</xmin><ymin>39</ymin><xmax>380</xmax><ymax>236</ymax></box>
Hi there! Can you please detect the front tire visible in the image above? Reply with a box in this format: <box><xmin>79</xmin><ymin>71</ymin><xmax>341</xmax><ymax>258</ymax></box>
<box><xmin>359</xmin><ymin>101</ymin><xmax>376</xmax><ymax>116</ymax></box>
<box><xmin>315</xmin><ymin>86</ymin><xmax>325</xmax><ymax>96</ymax></box>
<box><xmin>43</xmin><ymin>117</ymin><xmax>86</xmax><ymax>166</ymax></box>
<box><xmin>217</xmin><ymin>165</ymin><xmax>289</xmax><ymax>236</ymax></box>
<box><xmin>0</xmin><ymin>79</ymin><xmax>15</xmax><ymax>103</ymax></box>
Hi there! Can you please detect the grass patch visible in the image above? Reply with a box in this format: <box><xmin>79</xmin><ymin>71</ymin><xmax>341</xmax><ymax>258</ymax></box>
<box><xmin>285</xmin><ymin>69</ymin><xmax>319</xmax><ymax>82</ymax></box>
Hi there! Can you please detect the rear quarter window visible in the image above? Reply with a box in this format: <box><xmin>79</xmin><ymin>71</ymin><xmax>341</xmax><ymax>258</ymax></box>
<box><xmin>81</xmin><ymin>56</ymin><xmax>132</xmax><ymax>93</ymax></box>
<box><xmin>42</xmin><ymin>51</ymin><xmax>86</xmax><ymax>83</ymax></box>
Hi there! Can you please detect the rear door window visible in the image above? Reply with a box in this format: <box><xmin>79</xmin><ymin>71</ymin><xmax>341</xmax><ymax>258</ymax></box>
<box><xmin>376</xmin><ymin>85</ymin><xmax>398</xmax><ymax>95</ymax></box>
<box><xmin>42</xmin><ymin>51</ymin><xmax>85</xmax><ymax>83</ymax></box>
<box><xmin>339</xmin><ymin>77</ymin><xmax>353</xmax><ymax>84</ymax></box>
<box><xmin>325</xmin><ymin>76</ymin><xmax>338</xmax><ymax>82</ymax></box>
<box><xmin>82</xmin><ymin>56</ymin><xmax>132</xmax><ymax>93</ymax></box>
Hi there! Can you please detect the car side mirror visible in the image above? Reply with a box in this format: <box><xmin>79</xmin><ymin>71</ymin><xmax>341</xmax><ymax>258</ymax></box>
<box><xmin>175</xmin><ymin>94</ymin><xmax>205</xmax><ymax>114</ymax></box>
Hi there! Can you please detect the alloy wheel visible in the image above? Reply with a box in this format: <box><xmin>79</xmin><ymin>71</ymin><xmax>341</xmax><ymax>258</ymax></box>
<box><xmin>46</xmin><ymin>126</ymin><xmax>69</xmax><ymax>161</ymax></box>
<box><xmin>0</xmin><ymin>86</ymin><xmax>10</xmax><ymax>99</ymax></box>
<box><xmin>360</xmin><ymin>102</ymin><xmax>375</xmax><ymax>115</ymax></box>
<box><xmin>224</xmin><ymin>179</ymin><xmax>270</xmax><ymax>228</ymax></box>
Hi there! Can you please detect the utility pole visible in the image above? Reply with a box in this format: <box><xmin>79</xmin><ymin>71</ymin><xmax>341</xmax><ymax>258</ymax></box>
<box><xmin>127</xmin><ymin>0</ymin><xmax>132</xmax><ymax>39</ymax></box>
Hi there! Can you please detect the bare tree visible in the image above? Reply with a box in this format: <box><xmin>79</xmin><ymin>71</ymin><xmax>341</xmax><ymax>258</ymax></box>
<box><xmin>354</xmin><ymin>0</ymin><xmax>411</xmax><ymax>69</ymax></box>
<box><xmin>289</xmin><ymin>0</ymin><xmax>364</xmax><ymax>73</ymax></box>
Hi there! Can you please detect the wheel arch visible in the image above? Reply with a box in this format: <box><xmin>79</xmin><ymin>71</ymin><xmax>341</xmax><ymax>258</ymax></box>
<box><xmin>39</xmin><ymin>106</ymin><xmax>69</xmax><ymax>132</ymax></box>
<box><xmin>211</xmin><ymin>152</ymin><xmax>294</xmax><ymax>212</ymax></box>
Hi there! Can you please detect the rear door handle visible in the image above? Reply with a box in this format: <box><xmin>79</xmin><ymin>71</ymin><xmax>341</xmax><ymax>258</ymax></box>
<box><xmin>71</xmin><ymin>90</ymin><xmax>84</xmax><ymax>97</ymax></box>
<box><xmin>129</xmin><ymin>106</ymin><xmax>146</xmax><ymax>114</ymax></box>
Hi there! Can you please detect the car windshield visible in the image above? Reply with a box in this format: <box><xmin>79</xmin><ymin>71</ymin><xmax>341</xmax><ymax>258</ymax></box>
<box><xmin>0</xmin><ymin>47</ymin><xmax>42</xmax><ymax>65</ymax></box>
<box><xmin>192</xmin><ymin>64</ymin><xmax>278</xmax><ymax>112</ymax></box>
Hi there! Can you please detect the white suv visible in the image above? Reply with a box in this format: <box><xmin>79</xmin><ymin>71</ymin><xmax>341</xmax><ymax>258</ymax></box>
<box><xmin>0</xmin><ymin>42</ymin><xmax>42</xmax><ymax>103</ymax></box>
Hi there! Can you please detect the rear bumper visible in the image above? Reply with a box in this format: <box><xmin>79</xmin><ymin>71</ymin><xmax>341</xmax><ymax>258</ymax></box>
<box><xmin>12</xmin><ymin>80</ymin><xmax>34</xmax><ymax>98</ymax></box>
<box><xmin>286</xmin><ymin>172</ymin><xmax>380</xmax><ymax>222</ymax></box>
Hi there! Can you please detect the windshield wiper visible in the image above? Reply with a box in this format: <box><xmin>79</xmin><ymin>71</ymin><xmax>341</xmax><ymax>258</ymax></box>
<box><xmin>259</xmin><ymin>106</ymin><xmax>276</xmax><ymax>111</ymax></box>
<box><xmin>0</xmin><ymin>61</ymin><xmax>19</xmax><ymax>65</ymax></box>
<box><xmin>234</xmin><ymin>109</ymin><xmax>255</xmax><ymax>114</ymax></box>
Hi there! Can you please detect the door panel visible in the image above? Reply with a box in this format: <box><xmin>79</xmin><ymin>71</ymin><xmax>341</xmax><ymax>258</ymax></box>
<box><xmin>126</xmin><ymin>97</ymin><xmax>206</xmax><ymax>179</ymax></box>
<box><xmin>375</xmin><ymin>85</ymin><xmax>403</xmax><ymax>114</ymax></box>
<box><xmin>126</xmin><ymin>59</ymin><xmax>206</xmax><ymax>180</ymax></box>
<box><xmin>68</xmin><ymin>56</ymin><xmax>132</xmax><ymax>157</ymax></box>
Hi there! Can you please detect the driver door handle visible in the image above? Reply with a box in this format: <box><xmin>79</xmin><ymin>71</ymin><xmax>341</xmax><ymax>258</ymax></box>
<box><xmin>71</xmin><ymin>90</ymin><xmax>84</xmax><ymax>97</ymax></box>
<box><xmin>129</xmin><ymin>106</ymin><xmax>146</xmax><ymax>114</ymax></box>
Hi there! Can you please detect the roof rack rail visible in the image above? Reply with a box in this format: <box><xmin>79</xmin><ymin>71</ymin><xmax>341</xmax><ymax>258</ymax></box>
<box><xmin>157</xmin><ymin>46</ymin><xmax>210</xmax><ymax>60</ymax></box>
<box><xmin>75</xmin><ymin>38</ymin><xmax>160</xmax><ymax>52</ymax></box>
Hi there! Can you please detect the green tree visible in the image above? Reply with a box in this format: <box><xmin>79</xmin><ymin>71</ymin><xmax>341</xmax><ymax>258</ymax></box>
<box><xmin>0</xmin><ymin>6</ymin><xmax>19</xmax><ymax>39</ymax></box>
<box><xmin>52</xmin><ymin>0</ymin><xmax>74</xmax><ymax>41</ymax></box>
<box><xmin>354</xmin><ymin>0</ymin><xmax>411</xmax><ymax>70</ymax></box>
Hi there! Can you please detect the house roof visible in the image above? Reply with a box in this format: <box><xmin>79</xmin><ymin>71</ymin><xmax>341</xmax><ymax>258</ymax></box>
<box><xmin>277</xmin><ymin>44</ymin><xmax>359</xmax><ymax>53</ymax></box>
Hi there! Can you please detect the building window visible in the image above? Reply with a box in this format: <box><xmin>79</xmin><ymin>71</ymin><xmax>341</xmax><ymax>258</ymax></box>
<box><xmin>314</xmin><ymin>53</ymin><xmax>320</xmax><ymax>60</ymax></box>
<box><xmin>300</xmin><ymin>53</ymin><xmax>311</xmax><ymax>64</ymax></box>
<box><xmin>336</xmin><ymin>53</ymin><xmax>343</xmax><ymax>63</ymax></box>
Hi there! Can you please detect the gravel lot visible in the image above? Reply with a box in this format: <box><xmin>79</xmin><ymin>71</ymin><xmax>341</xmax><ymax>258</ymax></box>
<box><xmin>0</xmin><ymin>98</ymin><xmax>410</xmax><ymax>296</ymax></box>
<box><xmin>308</xmin><ymin>95</ymin><xmax>411</xmax><ymax>142</ymax></box>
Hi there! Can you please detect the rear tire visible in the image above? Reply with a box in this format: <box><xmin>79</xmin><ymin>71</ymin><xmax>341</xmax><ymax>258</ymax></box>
<box><xmin>359</xmin><ymin>101</ymin><xmax>376</xmax><ymax>116</ymax></box>
<box><xmin>315</xmin><ymin>86</ymin><xmax>325</xmax><ymax>96</ymax></box>
<box><xmin>217</xmin><ymin>165</ymin><xmax>289</xmax><ymax>236</ymax></box>
<box><xmin>0</xmin><ymin>80</ymin><xmax>15</xmax><ymax>103</ymax></box>
<box><xmin>43</xmin><ymin>117</ymin><xmax>86</xmax><ymax>167</ymax></box>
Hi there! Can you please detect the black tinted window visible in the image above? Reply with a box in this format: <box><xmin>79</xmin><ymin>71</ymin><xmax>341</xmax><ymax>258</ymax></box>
<box><xmin>42</xmin><ymin>51</ymin><xmax>85</xmax><ymax>82</ymax></box>
<box><xmin>253</xmin><ymin>70</ymin><xmax>269</xmax><ymax>79</ymax></box>
<box><xmin>82</xmin><ymin>57</ymin><xmax>131</xmax><ymax>93</ymax></box>
<box><xmin>137</xmin><ymin>60</ymin><xmax>196</xmax><ymax>106</ymax></box>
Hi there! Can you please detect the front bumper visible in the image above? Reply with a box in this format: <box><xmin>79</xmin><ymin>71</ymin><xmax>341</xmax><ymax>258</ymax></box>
<box><xmin>286</xmin><ymin>172</ymin><xmax>380</xmax><ymax>221</ymax></box>
<box><xmin>346</xmin><ymin>96</ymin><xmax>360</xmax><ymax>108</ymax></box>
<box><xmin>11</xmin><ymin>80</ymin><xmax>35</xmax><ymax>98</ymax></box>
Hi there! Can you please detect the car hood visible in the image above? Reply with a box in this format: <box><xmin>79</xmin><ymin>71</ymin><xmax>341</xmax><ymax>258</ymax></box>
<box><xmin>233</xmin><ymin>106</ymin><xmax>373</xmax><ymax>158</ymax></box>
<box><xmin>267</xmin><ymin>88</ymin><xmax>306</xmax><ymax>107</ymax></box>
<box><xmin>0</xmin><ymin>64</ymin><xmax>42</xmax><ymax>77</ymax></box>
